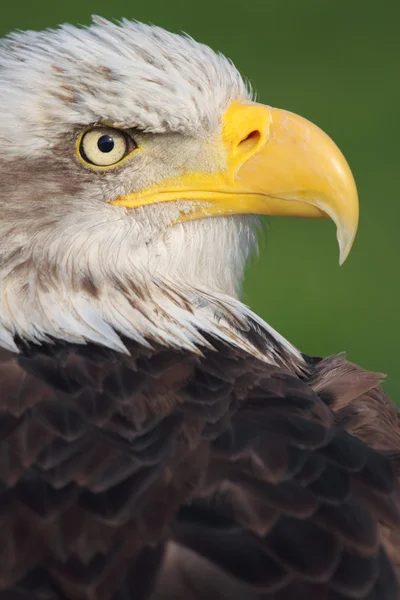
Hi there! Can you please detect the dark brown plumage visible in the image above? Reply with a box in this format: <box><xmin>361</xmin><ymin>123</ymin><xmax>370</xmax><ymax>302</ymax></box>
<box><xmin>0</xmin><ymin>336</ymin><xmax>399</xmax><ymax>600</ymax></box>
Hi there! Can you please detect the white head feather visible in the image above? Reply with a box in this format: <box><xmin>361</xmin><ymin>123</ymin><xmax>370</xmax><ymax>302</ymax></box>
<box><xmin>0</xmin><ymin>17</ymin><xmax>302</xmax><ymax>370</ymax></box>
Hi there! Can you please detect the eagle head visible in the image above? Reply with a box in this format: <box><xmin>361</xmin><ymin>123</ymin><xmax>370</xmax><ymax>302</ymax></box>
<box><xmin>0</xmin><ymin>17</ymin><xmax>358</xmax><ymax>362</ymax></box>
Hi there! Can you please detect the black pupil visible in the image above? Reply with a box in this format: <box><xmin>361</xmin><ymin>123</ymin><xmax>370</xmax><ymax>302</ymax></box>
<box><xmin>97</xmin><ymin>134</ymin><xmax>115</xmax><ymax>153</ymax></box>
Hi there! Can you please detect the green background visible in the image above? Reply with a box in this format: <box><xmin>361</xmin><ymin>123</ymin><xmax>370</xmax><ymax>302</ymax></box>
<box><xmin>1</xmin><ymin>1</ymin><xmax>399</xmax><ymax>397</ymax></box>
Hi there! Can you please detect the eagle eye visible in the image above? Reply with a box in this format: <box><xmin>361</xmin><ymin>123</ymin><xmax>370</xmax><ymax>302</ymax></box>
<box><xmin>78</xmin><ymin>127</ymin><xmax>137</xmax><ymax>168</ymax></box>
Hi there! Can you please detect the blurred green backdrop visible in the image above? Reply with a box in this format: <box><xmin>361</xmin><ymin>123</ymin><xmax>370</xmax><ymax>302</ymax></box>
<box><xmin>1</xmin><ymin>1</ymin><xmax>399</xmax><ymax>397</ymax></box>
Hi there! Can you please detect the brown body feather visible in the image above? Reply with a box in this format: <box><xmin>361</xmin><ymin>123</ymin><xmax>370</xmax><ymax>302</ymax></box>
<box><xmin>0</xmin><ymin>338</ymin><xmax>399</xmax><ymax>600</ymax></box>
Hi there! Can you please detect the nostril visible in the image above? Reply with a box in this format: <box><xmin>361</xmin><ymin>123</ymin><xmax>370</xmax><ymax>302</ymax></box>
<box><xmin>238</xmin><ymin>130</ymin><xmax>261</xmax><ymax>153</ymax></box>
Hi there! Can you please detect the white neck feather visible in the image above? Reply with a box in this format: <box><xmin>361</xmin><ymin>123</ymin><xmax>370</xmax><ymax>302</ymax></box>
<box><xmin>0</xmin><ymin>207</ymin><xmax>303</xmax><ymax>370</ymax></box>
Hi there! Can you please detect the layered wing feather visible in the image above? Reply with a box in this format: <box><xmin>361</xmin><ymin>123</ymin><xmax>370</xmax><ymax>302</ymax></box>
<box><xmin>0</xmin><ymin>340</ymin><xmax>399</xmax><ymax>600</ymax></box>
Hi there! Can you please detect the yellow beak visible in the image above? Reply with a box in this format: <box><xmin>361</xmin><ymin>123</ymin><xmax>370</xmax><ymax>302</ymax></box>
<box><xmin>112</xmin><ymin>100</ymin><xmax>359</xmax><ymax>264</ymax></box>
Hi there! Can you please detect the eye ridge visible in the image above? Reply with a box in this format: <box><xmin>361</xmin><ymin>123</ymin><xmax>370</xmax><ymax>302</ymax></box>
<box><xmin>78</xmin><ymin>126</ymin><xmax>137</xmax><ymax>168</ymax></box>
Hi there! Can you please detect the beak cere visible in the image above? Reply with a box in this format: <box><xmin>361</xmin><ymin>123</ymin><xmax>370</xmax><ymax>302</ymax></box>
<box><xmin>112</xmin><ymin>100</ymin><xmax>359</xmax><ymax>264</ymax></box>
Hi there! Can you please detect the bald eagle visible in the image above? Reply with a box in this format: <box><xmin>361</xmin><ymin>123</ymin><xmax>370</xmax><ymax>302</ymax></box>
<box><xmin>0</xmin><ymin>16</ymin><xmax>398</xmax><ymax>600</ymax></box>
